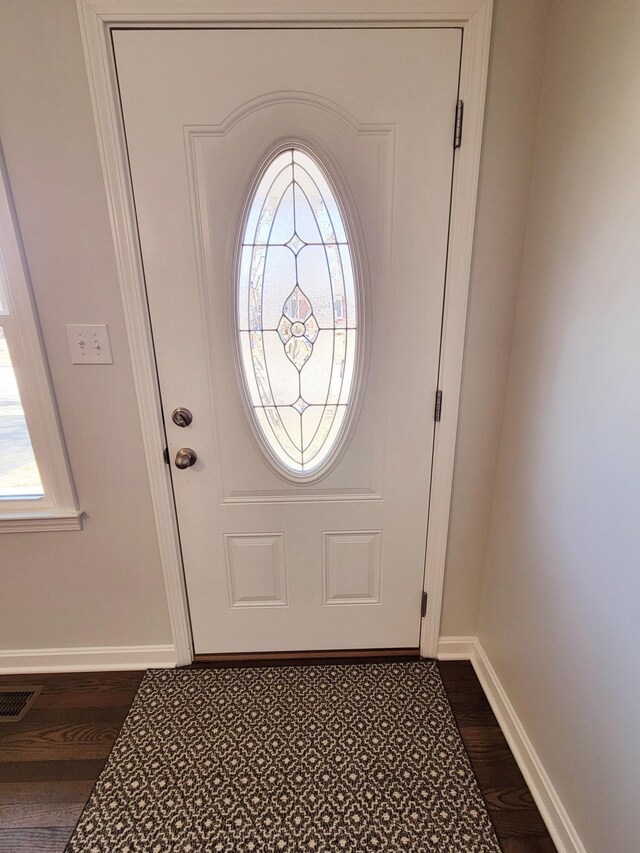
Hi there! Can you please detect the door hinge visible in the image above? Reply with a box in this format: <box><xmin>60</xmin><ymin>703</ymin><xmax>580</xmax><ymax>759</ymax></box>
<box><xmin>454</xmin><ymin>99</ymin><xmax>464</xmax><ymax>149</ymax></box>
<box><xmin>421</xmin><ymin>591</ymin><xmax>428</xmax><ymax>618</ymax></box>
<box><xmin>163</xmin><ymin>447</ymin><xmax>170</xmax><ymax>465</ymax></box>
<box><xmin>434</xmin><ymin>389</ymin><xmax>443</xmax><ymax>422</ymax></box>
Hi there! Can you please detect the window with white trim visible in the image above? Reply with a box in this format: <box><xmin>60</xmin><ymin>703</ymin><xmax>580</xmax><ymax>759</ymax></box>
<box><xmin>0</xmin><ymin>152</ymin><xmax>80</xmax><ymax>531</ymax></box>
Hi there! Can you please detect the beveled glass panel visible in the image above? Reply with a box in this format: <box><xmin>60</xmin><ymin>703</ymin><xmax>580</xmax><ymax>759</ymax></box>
<box><xmin>295</xmin><ymin>246</ymin><xmax>334</xmax><ymax>328</ymax></box>
<box><xmin>261</xmin><ymin>247</ymin><xmax>296</xmax><ymax>329</ymax></box>
<box><xmin>262</xmin><ymin>332</ymin><xmax>299</xmax><ymax>406</ymax></box>
<box><xmin>253</xmin><ymin>163</ymin><xmax>293</xmax><ymax>245</ymax></box>
<box><xmin>237</xmin><ymin>147</ymin><xmax>358</xmax><ymax>476</ymax></box>
<box><xmin>269</xmin><ymin>184</ymin><xmax>295</xmax><ymax>244</ymax></box>
<box><xmin>299</xmin><ymin>330</ymin><xmax>334</xmax><ymax>405</ymax></box>
<box><xmin>293</xmin><ymin>178</ymin><xmax>325</xmax><ymax>244</ymax></box>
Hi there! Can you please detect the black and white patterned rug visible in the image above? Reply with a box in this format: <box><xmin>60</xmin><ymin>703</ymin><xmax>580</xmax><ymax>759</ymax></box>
<box><xmin>66</xmin><ymin>662</ymin><xmax>500</xmax><ymax>852</ymax></box>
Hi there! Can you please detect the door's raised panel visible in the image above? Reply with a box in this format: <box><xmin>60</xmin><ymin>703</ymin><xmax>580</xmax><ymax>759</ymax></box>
<box><xmin>322</xmin><ymin>530</ymin><xmax>381</xmax><ymax>605</ymax></box>
<box><xmin>224</xmin><ymin>533</ymin><xmax>287</xmax><ymax>607</ymax></box>
<box><xmin>184</xmin><ymin>98</ymin><xmax>395</xmax><ymax>501</ymax></box>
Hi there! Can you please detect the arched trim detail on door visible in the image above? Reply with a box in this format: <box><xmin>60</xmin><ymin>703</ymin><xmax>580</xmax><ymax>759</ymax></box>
<box><xmin>184</xmin><ymin>90</ymin><xmax>394</xmax><ymax>140</ymax></box>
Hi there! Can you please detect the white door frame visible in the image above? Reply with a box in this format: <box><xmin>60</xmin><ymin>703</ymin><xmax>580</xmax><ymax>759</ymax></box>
<box><xmin>77</xmin><ymin>0</ymin><xmax>493</xmax><ymax>665</ymax></box>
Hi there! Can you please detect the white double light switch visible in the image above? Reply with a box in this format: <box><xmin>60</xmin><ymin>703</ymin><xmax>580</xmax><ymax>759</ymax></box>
<box><xmin>66</xmin><ymin>324</ymin><xmax>113</xmax><ymax>364</ymax></box>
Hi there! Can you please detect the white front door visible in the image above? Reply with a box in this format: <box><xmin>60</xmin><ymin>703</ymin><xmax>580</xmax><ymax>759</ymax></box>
<box><xmin>114</xmin><ymin>27</ymin><xmax>461</xmax><ymax>654</ymax></box>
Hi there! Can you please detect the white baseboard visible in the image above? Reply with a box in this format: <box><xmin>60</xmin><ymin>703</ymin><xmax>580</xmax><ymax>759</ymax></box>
<box><xmin>436</xmin><ymin>635</ymin><xmax>477</xmax><ymax>660</ymax></box>
<box><xmin>437</xmin><ymin>635</ymin><xmax>587</xmax><ymax>853</ymax></box>
<box><xmin>0</xmin><ymin>644</ymin><xmax>178</xmax><ymax>673</ymax></box>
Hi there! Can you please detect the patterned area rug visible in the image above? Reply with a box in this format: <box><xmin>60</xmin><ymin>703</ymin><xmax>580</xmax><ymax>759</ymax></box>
<box><xmin>66</xmin><ymin>662</ymin><xmax>500</xmax><ymax>852</ymax></box>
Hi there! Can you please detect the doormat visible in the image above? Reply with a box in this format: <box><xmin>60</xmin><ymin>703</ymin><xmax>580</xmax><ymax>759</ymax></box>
<box><xmin>66</xmin><ymin>662</ymin><xmax>499</xmax><ymax>852</ymax></box>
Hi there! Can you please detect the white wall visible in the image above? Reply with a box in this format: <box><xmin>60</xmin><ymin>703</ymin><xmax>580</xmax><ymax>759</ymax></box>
<box><xmin>0</xmin><ymin>0</ymin><xmax>547</xmax><ymax>655</ymax></box>
<box><xmin>441</xmin><ymin>0</ymin><xmax>550</xmax><ymax>634</ymax></box>
<box><xmin>4</xmin><ymin>1</ymin><xmax>634</xmax><ymax>844</ymax></box>
<box><xmin>478</xmin><ymin>1</ymin><xmax>640</xmax><ymax>850</ymax></box>
<box><xmin>0</xmin><ymin>0</ymin><xmax>172</xmax><ymax>651</ymax></box>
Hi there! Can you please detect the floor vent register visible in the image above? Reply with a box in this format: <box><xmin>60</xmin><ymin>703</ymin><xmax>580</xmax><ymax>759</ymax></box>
<box><xmin>0</xmin><ymin>686</ymin><xmax>43</xmax><ymax>722</ymax></box>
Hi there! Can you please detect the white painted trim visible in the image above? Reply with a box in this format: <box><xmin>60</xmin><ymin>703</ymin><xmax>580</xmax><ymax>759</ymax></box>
<box><xmin>436</xmin><ymin>635</ymin><xmax>477</xmax><ymax>660</ymax></box>
<box><xmin>0</xmin><ymin>150</ymin><xmax>80</xmax><ymax>526</ymax></box>
<box><xmin>76</xmin><ymin>1</ymin><xmax>195</xmax><ymax>665</ymax></box>
<box><xmin>0</xmin><ymin>644</ymin><xmax>178</xmax><ymax>674</ymax></box>
<box><xmin>77</xmin><ymin>0</ymin><xmax>493</xmax><ymax>665</ymax></box>
<box><xmin>437</xmin><ymin>636</ymin><xmax>587</xmax><ymax>853</ymax></box>
<box><xmin>78</xmin><ymin>0</ymin><xmax>493</xmax><ymax>25</ymax></box>
<box><xmin>471</xmin><ymin>640</ymin><xmax>588</xmax><ymax>853</ymax></box>
<box><xmin>420</xmin><ymin>0</ymin><xmax>494</xmax><ymax>659</ymax></box>
<box><xmin>0</xmin><ymin>509</ymin><xmax>83</xmax><ymax>533</ymax></box>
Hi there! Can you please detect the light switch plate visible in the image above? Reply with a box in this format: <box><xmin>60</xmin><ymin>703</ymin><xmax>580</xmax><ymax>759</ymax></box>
<box><xmin>67</xmin><ymin>324</ymin><xmax>113</xmax><ymax>364</ymax></box>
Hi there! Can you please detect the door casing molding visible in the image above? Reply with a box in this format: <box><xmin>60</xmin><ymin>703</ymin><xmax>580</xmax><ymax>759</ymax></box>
<box><xmin>77</xmin><ymin>0</ymin><xmax>494</xmax><ymax>664</ymax></box>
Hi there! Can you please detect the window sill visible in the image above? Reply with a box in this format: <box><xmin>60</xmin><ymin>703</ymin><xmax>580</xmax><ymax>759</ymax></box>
<box><xmin>0</xmin><ymin>509</ymin><xmax>84</xmax><ymax>533</ymax></box>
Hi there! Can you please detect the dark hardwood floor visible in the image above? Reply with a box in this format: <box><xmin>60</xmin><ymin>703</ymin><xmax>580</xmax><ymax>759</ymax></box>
<box><xmin>0</xmin><ymin>663</ymin><xmax>555</xmax><ymax>852</ymax></box>
<box><xmin>438</xmin><ymin>661</ymin><xmax>556</xmax><ymax>852</ymax></box>
<box><xmin>0</xmin><ymin>671</ymin><xmax>144</xmax><ymax>852</ymax></box>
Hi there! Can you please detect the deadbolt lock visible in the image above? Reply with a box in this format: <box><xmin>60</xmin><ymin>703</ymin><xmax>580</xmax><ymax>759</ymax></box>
<box><xmin>172</xmin><ymin>407</ymin><xmax>193</xmax><ymax>428</ymax></box>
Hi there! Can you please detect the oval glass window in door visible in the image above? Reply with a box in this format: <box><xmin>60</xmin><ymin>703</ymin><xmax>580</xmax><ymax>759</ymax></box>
<box><xmin>237</xmin><ymin>147</ymin><xmax>359</xmax><ymax>477</ymax></box>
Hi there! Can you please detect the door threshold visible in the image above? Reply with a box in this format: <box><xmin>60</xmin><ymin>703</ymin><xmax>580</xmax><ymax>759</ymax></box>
<box><xmin>190</xmin><ymin>648</ymin><xmax>420</xmax><ymax>668</ymax></box>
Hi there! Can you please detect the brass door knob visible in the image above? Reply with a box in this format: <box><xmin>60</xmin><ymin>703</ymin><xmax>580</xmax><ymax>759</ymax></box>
<box><xmin>175</xmin><ymin>448</ymin><xmax>197</xmax><ymax>469</ymax></box>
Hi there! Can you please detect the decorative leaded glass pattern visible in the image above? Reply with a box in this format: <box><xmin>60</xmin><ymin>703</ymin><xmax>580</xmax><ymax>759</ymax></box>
<box><xmin>237</xmin><ymin>148</ymin><xmax>358</xmax><ymax>476</ymax></box>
